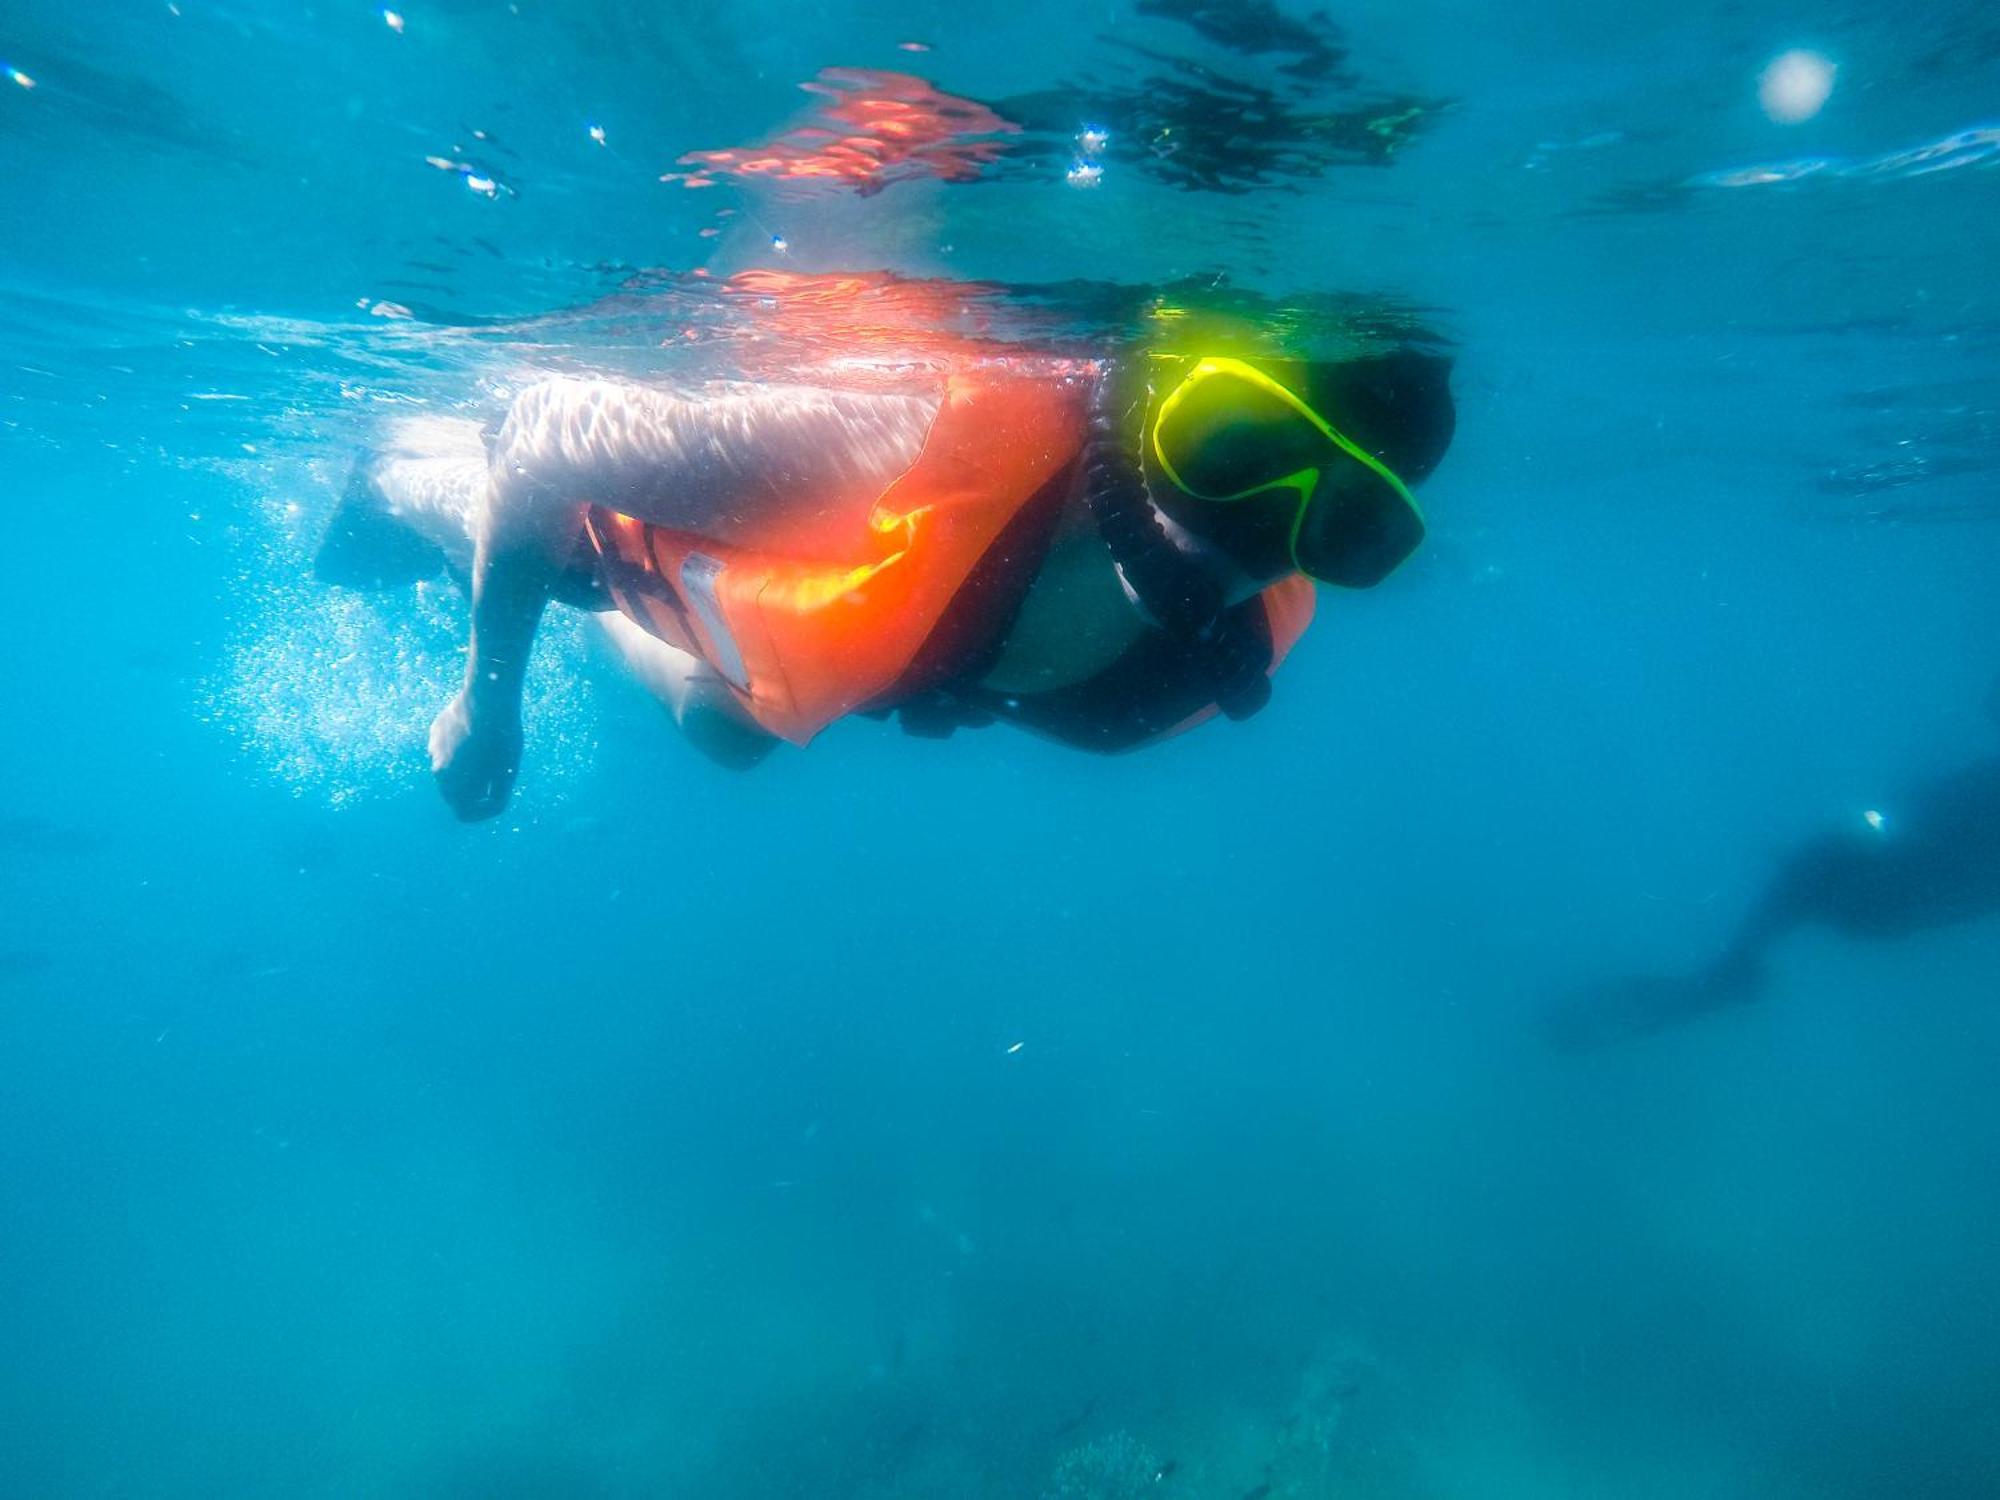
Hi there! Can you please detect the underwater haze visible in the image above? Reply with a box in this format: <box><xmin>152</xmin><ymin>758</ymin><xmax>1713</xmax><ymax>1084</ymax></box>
<box><xmin>3</xmin><ymin>2</ymin><xmax>1998</xmax><ymax>1497</ymax></box>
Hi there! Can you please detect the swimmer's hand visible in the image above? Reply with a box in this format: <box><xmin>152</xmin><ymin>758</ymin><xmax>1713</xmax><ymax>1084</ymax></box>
<box><xmin>429</xmin><ymin>690</ymin><xmax>521</xmax><ymax>822</ymax></box>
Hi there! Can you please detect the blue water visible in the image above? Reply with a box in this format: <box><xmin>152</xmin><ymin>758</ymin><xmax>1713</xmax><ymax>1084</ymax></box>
<box><xmin>3</xmin><ymin>3</ymin><xmax>1997</xmax><ymax>1497</ymax></box>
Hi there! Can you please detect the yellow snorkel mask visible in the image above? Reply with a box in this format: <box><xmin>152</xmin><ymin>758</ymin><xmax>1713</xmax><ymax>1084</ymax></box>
<box><xmin>1148</xmin><ymin>356</ymin><xmax>1424</xmax><ymax>588</ymax></box>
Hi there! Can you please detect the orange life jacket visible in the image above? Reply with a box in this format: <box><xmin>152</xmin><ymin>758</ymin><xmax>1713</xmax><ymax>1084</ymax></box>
<box><xmin>583</xmin><ymin>367</ymin><xmax>1316</xmax><ymax>746</ymax></box>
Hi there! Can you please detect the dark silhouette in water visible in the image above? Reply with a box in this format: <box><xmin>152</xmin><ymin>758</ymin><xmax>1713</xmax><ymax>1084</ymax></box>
<box><xmin>1546</xmin><ymin>681</ymin><xmax>2000</xmax><ymax>1051</ymax></box>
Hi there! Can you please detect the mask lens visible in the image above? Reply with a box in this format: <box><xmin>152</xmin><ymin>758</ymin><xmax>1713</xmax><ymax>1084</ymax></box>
<box><xmin>1154</xmin><ymin>364</ymin><xmax>1330</xmax><ymax>500</ymax></box>
<box><xmin>1290</xmin><ymin>471</ymin><xmax>1426</xmax><ymax>588</ymax></box>
<box><xmin>1152</xmin><ymin>357</ymin><xmax>1428</xmax><ymax>588</ymax></box>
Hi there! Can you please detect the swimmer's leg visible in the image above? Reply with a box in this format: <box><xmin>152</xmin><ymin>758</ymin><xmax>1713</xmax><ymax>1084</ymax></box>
<box><xmin>595</xmin><ymin>613</ymin><xmax>777</xmax><ymax>771</ymax></box>
<box><xmin>315</xmin><ymin>460</ymin><xmax>448</xmax><ymax>589</ymax></box>
<box><xmin>428</xmin><ymin>404</ymin><xmax>589</xmax><ymax>821</ymax></box>
<box><xmin>316</xmin><ymin>419</ymin><xmax>490</xmax><ymax>588</ymax></box>
<box><xmin>426</xmin><ymin>374</ymin><xmax>926</xmax><ymax>814</ymax></box>
<box><xmin>427</xmin><ymin>540</ymin><xmax>556</xmax><ymax>821</ymax></box>
<box><xmin>1541</xmin><ymin>850</ymin><xmax>1814</xmax><ymax>1052</ymax></box>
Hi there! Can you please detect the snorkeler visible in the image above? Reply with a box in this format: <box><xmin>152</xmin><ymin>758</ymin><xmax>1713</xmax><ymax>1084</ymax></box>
<box><xmin>1543</xmin><ymin>682</ymin><xmax>2000</xmax><ymax>1051</ymax></box>
<box><xmin>317</xmin><ymin>280</ymin><xmax>1455</xmax><ymax>820</ymax></box>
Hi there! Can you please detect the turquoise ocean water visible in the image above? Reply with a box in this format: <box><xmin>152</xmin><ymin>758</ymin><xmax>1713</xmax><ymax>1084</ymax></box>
<box><xmin>1</xmin><ymin>3</ymin><xmax>1996</xmax><ymax>1496</ymax></box>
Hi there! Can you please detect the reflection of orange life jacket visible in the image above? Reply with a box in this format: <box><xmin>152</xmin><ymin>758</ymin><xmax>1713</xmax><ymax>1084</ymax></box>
<box><xmin>583</xmin><ymin>367</ymin><xmax>1315</xmax><ymax>746</ymax></box>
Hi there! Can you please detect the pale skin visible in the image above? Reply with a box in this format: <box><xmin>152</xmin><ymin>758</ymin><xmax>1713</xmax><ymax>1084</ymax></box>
<box><xmin>392</xmin><ymin>374</ymin><xmax>1209</xmax><ymax>819</ymax></box>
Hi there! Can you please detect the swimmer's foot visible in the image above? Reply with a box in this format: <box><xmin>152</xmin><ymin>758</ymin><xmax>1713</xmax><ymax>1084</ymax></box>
<box><xmin>429</xmin><ymin>690</ymin><xmax>522</xmax><ymax>821</ymax></box>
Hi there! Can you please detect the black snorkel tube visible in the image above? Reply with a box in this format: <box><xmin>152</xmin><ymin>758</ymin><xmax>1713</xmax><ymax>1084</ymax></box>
<box><xmin>1080</xmin><ymin>366</ymin><xmax>1276</xmax><ymax>721</ymax></box>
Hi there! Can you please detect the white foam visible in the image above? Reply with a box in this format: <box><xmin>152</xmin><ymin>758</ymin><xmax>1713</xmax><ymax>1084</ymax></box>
<box><xmin>197</xmin><ymin>456</ymin><xmax>597</xmax><ymax>809</ymax></box>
